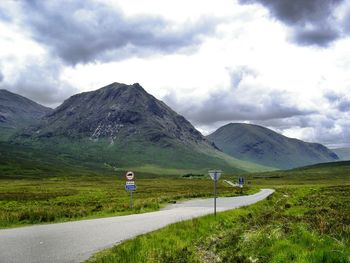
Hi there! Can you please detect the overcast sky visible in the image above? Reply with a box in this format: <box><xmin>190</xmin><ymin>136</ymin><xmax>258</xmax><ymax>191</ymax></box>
<box><xmin>1</xmin><ymin>0</ymin><xmax>350</xmax><ymax>148</ymax></box>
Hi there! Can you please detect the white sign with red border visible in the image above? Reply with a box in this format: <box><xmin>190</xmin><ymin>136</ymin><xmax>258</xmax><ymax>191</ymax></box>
<box><xmin>126</xmin><ymin>171</ymin><xmax>134</xmax><ymax>180</ymax></box>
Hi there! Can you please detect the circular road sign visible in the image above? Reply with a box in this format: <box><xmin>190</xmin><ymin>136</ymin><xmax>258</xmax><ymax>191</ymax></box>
<box><xmin>126</xmin><ymin>171</ymin><xmax>134</xmax><ymax>180</ymax></box>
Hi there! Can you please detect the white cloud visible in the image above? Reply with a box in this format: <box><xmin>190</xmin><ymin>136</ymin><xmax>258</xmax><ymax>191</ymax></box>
<box><xmin>0</xmin><ymin>0</ymin><xmax>350</xmax><ymax>146</ymax></box>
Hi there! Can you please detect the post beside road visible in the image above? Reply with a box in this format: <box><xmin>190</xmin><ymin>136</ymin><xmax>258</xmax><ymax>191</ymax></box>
<box><xmin>125</xmin><ymin>171</ymin><xmax>136</xmax><ymax>209</ymax></box>
<box><xmin>214</xmin><ymin>177</ymin><xmax>217</xmax><ymax>217</ymax></box>
<box><xmin>239</xmin><ymin>176</ymin><xmax>244</xmax><ymax>194</ymax></box>
<box><xmin>130</xmin><ymin>191</ymin><xmax>133</xmax><ymax>209</ymax></box>
<box><xmin>208</xmin><ymin>170</ymin><xmax>222</xmax><ymax>217</ymax></box>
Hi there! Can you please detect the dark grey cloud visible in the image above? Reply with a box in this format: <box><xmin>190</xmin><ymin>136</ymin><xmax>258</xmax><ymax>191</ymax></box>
<box><xmin>168</xmin><ymin>90</ymin><xmax>310</xmax><ymax>126</ymax></box>
<box><xmin>13</xmin><ymin>0</ymin><xmax>219</xmax><ymax>65</ymax></box>
<box><xmin>324</xmin><ymin>90</ymin><xmax>350</xmax><ymax>112</ymax></box>
<box><xmin>324</xmin><ymin>91</ymin><xmax>341</xmax><ymax>102</ymax></box>
<box><xmin>293</xmin><ymin>27</ymin><xmax>340</xmax><ymax>46</ymax></box>
<box><xmin>164</xmin><ymin>67</ymin><xmax>313</xmax><ymax>127</ymax></box>
<box><xmin>1</xmin><ymin>59</ymin><xmax>77</xmax><ymax>107</ymax></box>
<box><xmin>344</xmin><ymin>10</ymin><xmax>350</xmax><ymax>33</ymax></box>
<box><xmin>238</xmin><ymin>0</ymin><xmax>345</xmax><ymax>47</ymax></box>
<box><xmin>254</xmin><ymin>113</ymin><xmax>350</xmax><ymax>147</ymax></box>
<box><xmin>255</xmin><ymin>114</ymin><xmax>336</xmax><ymax>131</ymax></box>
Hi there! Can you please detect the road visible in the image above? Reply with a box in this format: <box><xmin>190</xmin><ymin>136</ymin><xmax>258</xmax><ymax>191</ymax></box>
<box><xmin>0</xmin><ymin>189</ymin><xmax>274</xmax><ymax>263</ymax></box>
<box><xmin>224</xmin><ymin>180</ymin><xmax>238</xmax><ymax>187</ymax></box>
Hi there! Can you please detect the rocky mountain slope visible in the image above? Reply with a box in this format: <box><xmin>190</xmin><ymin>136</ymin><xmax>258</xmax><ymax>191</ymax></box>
<box><xmin>0</xmin><ymin>89</ymin><xmax>52</xmax><ymax>140</ymax></box>
<box><xmin>16</xmin><ymin>83</ymin><xmax>270</xmax><ymax>173</ymax></box>
<box><xmin>207</xmin><ymin>123</ymin><xmax>339</xmax><ymax>169</ymax></box>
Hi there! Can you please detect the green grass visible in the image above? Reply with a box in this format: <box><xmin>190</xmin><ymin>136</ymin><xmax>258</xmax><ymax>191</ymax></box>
<box><xmin>87</xmin><ymin>185</ymin><xmax>350</xmax><ymax>263</ymax></box>
<box><xmin>0</xmin><ymin>174</ymin><xmax>257</xmax><ymax>228</ymax></box>
<box><xmin>12</xmin><ymin>134</ymin><xmax>273</xmax><ymax>174</ymax></box>
<box><xmin>0</xmin><ymin>140</ymin><xmax>259</xmax><ymax>228</ymax></box>
<box><xmin>86</xmin><ymin>162</ymin><xmax>350</xmax><ymax>263</ymax></box>
<box><xmin>0</xmin><ymin>127</ymin><xmax>14</xmax><ymax>141</ymax></box>
<box><xmin>1</xmin><ymin>140</ymin><xmax>350</xmax><ymax>262</ymax></box>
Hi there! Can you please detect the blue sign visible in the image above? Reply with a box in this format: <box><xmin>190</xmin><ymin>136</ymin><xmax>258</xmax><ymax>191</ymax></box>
<box><xmin>125</xmin><ymin>184</ymin><xmax>137</xmax><ymax>191</ymax></box>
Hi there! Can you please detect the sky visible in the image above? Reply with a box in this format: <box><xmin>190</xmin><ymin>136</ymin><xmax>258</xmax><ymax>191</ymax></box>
<box><xmin>0</xmin><ymin>0</ymin><xmax>350</xmax><ymax>148</ymax></box>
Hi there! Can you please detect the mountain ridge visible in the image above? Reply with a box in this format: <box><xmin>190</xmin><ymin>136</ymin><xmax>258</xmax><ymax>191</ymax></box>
<box><xmin>0</xmin><ymin>89</ymin><xmax>52</xmax><ymax>140</ymax></box>
<box><xmin>207</xmin><ymin>123</ymin><xmax>339</xmax><ymax>169</ymax></box>
<box><xmin>13</xmin><ymin>83</ymin><xmax>271</xmax><ymax>173</ymax></box>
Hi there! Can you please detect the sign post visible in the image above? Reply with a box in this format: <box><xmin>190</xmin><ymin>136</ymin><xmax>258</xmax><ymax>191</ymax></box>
<box><xmin>238</xmin><ymin>176</ymin><xmax>244</xmax><ymax>193</ymax></box>
<box><xmin>208</xmin><ymin>170</ymin><xmax>222</xmax><ymax>217</ymax></box>
<box><xmin>125</xmin><ymin>171</ymin><xmax>136</xmax><ymax>209</ymax></box>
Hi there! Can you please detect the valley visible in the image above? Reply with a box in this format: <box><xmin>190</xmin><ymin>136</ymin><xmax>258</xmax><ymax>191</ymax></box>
<box><xmin>2</xmin><ymin>0</ymin><xmax>350</xmax><ymax>261</ymax></box>
<box><xmin>0</xmin><ymin>84</ymin><xmax>349</xmax><ymax>263</ymax></box>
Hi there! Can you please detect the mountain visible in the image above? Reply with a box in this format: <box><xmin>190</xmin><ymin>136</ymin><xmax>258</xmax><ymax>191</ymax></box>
<box><xmin>332</xmin><ymin>148</ymin><xmax>350</xmax><ymax>161</ymax></box>
<box><xmin>0</xmin><ymin>89</ymin><xmax>52</xmax><ymax>141</ymax></box>
<box><xmin>15</xmin><ymin>83</ymin><xmax>271</xmax><ymax>173</ymax></box>
<box><xmin>207</xmin><ymin>123</ymin><xmax>339</xmax><ymax>169</ymax></box>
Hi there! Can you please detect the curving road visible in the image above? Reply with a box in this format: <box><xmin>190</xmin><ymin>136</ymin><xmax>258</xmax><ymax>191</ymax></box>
<box><xmin>0</xmin><ymin>189</ymin><xmax>274</xmax><ymax>263</ymax></box>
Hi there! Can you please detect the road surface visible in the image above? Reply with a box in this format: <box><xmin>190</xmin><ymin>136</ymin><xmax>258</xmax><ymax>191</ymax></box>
<box><xmin>0</xmin><ymin>189</ymin><xmax>274</xmax><ymax>263</ymax></box>
<box><xmin>224</xmin><ymin>180</ymin><xmax>238</xmax><ymax>187</ymax></box>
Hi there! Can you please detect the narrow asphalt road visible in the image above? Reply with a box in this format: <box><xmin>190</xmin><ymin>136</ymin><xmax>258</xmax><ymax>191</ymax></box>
<box><xmin>0</xmin><ymin>189</ymin><xmax>274</xmax><ymax>263</ymax></box>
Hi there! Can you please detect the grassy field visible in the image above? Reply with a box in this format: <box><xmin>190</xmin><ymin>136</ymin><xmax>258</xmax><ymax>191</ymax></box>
<box><xmin>0</xmin><ymin>173</ymin><xmax>257</xmax><ymax>228</ymax></box>
<box><xmin>0</xmin><ymin>141</ymin><xmax>260</xmax><ymax>228</ymax></box>
<box><xmin>1</xmin><ymin>141</ymin><xmax>349</xmax><ymax>262</ymax></box>
<box><xmin>86</xmin><ymin>162</ymin><xmax>350</xmax><ymax>263</ymax></box>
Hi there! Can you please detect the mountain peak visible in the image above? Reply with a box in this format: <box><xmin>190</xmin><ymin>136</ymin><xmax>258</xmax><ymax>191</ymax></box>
<box><xmin>25</xmin><ymin>82</ymin><xmax>206</xmax><ymax>145</ymax></box>
<box><xmin>99</xmin><ymin>82</ymin><xmax>144</xmax><ymax>91</ymax></box>
<box><xmin>208</xmin><ymin>122</ymin><xmax>339</xmax><ymax>169</ymax></box>
<box><xmin>10</xmin><ymin>83</ymin><xmax>273</xmax><ymax>172</ymax></box>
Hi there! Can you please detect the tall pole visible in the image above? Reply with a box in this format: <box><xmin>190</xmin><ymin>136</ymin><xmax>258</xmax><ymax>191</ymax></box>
<box><xmin>214</xmin><ymin>172</ymin><xmax>217</xmax><ymax>217</ymax></box>
<box><xmin>130</xmin><ymin>191</ymin><xmax>133</xmax><ymax>209</ymax></box>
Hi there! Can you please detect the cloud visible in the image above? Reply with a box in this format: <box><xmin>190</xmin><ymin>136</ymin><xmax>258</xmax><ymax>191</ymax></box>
<box><xmin>238</xmin><ymin>0</ymin><xmax>345</xmax><ymax>47</ymax></box>
<box><xmin>324</xmin><ymin>90</ymin><xmax>350</xmax><ymax>112</ymax></box>
<box><xmin>12</xmin><ymin>0</ymin><xmax>219</xmax><ymax>65</ymax></box>
<box><xmin>164</xmin><ymin>66</ymin><xmax>314</xmax><ymax>127</ymax></box>
<box><xmin>344</xmin><ymin>10</ymin><xmax>350</xmax><ymax>33</ymax></box>
<box><xmin>161</xmin><ymin>65</ymin><xmax>350</xmax><ymax>148</ymax></box>
<box><xmin>1</xmin><ymin>59</ymin><xmax>78</xmax><ymax>107</ymax></box>
<box><xmin>0</xmin><ymin>70</ymin><xmax>3</xmax><ymax>82</ymax></box>
<box><xmin>275</xmin><ymin>114</ymin><xmax>350</xmax><ymax>147</ymax></box>
<box><xmin>239</xmin><ymin>91</ymin><xmax>350</xmax><ymax>147</ymax></box>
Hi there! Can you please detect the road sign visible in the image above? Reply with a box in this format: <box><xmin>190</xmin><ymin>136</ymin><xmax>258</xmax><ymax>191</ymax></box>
<box><xmin>208</xmin><ymin>170</ymin><xmax>222</xmax><ymax>218</ymax></box>
<box><xmin>208</xmin><ymin>170</ymin><xmax>222</xmax><ymax>181</ymax></box>
<box><xmin>126</xmin><ymin>171</ymin><xmax>134</xmax><ymax>180</ymax></box>
<box><xmin>125</xmin><ymin>184</ymin><xmax>137</xmax><ymax>191</ymax></box>
<box><xmin>124</xmin><ymin>171</ymin><xmax>136</xmax><ymax>209</ymax></box>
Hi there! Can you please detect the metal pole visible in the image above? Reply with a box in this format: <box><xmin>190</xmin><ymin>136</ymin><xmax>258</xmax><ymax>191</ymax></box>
<box><xmin>130</xmin><ymin>191</ymin><xmax>133</xmax><ymax>209</ymax></box>
<box><xmin>214</xmin><ymin>173</ymin><xmax>217</xmax><ymax>217</ymax></box>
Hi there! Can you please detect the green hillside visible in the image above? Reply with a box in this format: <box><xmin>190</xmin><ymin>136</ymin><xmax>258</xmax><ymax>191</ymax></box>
<box><xmin>11</xmin><ymin>84</ymin><xmax>272</xmax><ymax>173</ymax></box>
<box><xmin>208</xmin><ymin>123</ymin><xmax>339</xmax><ymax>169</ymax></box>
<box><xmin>333</xmin><ymin>147</ymin><xmax>350</xmax><ymax>161</ymax></box>
<box><xmin>0</xmin><ymin>89</ymin><xmax>51</xmax><ymax>141</ymax></box>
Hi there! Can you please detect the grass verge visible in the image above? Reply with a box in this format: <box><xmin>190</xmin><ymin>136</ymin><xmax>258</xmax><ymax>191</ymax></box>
<box><xmin>86</xmin><ymin>185</ymin><xmax>350</xmax><ymax>263</ymax></box>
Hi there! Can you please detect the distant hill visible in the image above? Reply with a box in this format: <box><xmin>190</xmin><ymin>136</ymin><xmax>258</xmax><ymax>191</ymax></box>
<box><xmin>207</xmin><ymin>123</ymin><xmax>339</xmax><ymax>169</ymax></box>
<box><xmin>332</xmin><ymin>148</ymin><xmax>350</xmax><ymax>161</ymax></box>
<box><xmin>292</xmin><ymin>160</ymin><xmax>350</xmax><ymax>171</ymax></box>
<box><xmin>13</xmin><ymin>83</ymin><xmax>271</xmax><ymax>173</ymax></box>
<box><xmin>0</xmin><ymin>89</ymin><xmax>52</xmax><ymax>140</ymax></box>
